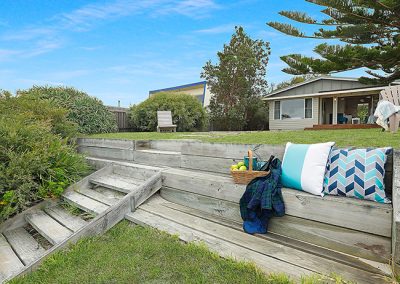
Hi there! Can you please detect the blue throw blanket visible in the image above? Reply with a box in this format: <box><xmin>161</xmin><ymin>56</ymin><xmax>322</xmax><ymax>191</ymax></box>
<box><xmin>239</xmin><ymin>158</ymin><xmax>285</xmax><ymax>234</ymax></box>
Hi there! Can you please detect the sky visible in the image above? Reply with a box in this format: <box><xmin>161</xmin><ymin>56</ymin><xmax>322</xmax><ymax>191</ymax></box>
<box><xmin>0</xmin><ymin>0</ymin><xmax>366</xmax><ymax>107</ymax></box>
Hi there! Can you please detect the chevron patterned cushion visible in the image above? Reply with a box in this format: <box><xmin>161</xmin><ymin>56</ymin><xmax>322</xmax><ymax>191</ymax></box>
<box><xmin>323</xmin><ymin>148</ymin><xmax>392</xmax><ymax>203</ymax></box>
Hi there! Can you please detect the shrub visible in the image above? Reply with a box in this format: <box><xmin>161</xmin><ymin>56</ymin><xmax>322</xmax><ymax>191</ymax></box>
<box><xmin>0</xmin><ymin>95</ymin><xmax>89</xmax><ymax>221</ymax></box>
<box><xmin>130</xmin><ymin>92</ymin><xmax>208</xmax><ymax>132</ymax></box>
<box><xmin>18</xmin><ymin>86</ymin><xmax>118</xmax><ymax>134</ymax></box>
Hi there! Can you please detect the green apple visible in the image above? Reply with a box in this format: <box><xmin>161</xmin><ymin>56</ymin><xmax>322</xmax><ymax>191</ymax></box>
<box><xmin>230</xmin><ymin>164</ymin><xmax>239</xmax><ymax>170</ymax></box>
<box><xmin>239</xmin><ymin>165</ymin><xmax>247</xmax><ymax>171</ymax></box>
<box><xmin>237</xmin><ymin>161</ymin><xmax>245</xmax><ymax>168</ymax></box>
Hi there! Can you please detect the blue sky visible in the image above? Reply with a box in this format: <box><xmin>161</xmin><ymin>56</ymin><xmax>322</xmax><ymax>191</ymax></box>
<box><xmin>0</xmin><ymin>0</ymin><xmax>365</xmax><ymax>107</ymax></box>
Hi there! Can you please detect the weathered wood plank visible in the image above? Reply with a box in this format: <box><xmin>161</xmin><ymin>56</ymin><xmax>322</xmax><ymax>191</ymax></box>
<box><xmin>62</xmin><ymin>191</ymin><xmax>110</xmax><ymax>215</ymax></box>
<box><xmin>126</xmin><ymin>209</ymin><xmax>313</xmax><ymax>280</ymax></box>
<box><xmin>181</xmin><ymin>155</ymin><xmax>235</xmax><ymax>174</ymax></box>
<box><xmin>139</xmin><ymin>200</ymin><xmax>387</xmax><ymax>284</ymax></box>
<box><xmin>78</xmin><ymin>187</ymin><xmax>124</xmax><ymax>206</ymax></box>
<box><xmin>180</xmin><ymin>141</ymin><xmax>286</xmax><ymax>160</ymax></box>
<box><xmin>162</xmin><ymin>168</ymin><xmax>392</xmax><ymax>237</ymax></box>
<box><xmin>78</xmin><ymin>145</ymin><xmax>134</xmax><ymax>161</ymax></box>
<box><xmin>392</xmin><ymin>150</ymin><xmax>400</xmax><ymax>273</ymax></box>
<box><xmin>158</xmin><ymin>195</ymin><xmax>388</xmax><ymax>274</ymax></box>
<box><xmin>44</xmin><ymin>206</ymin><xmax>88</xmax><ymax>232</ymax></box>
<box><xmin>134</xmin><ymin>149</ymin><xmax>181</xmax><ymax>167</ymax></box>
<box><xmin>149</xmin><ymin>140</ymin><xmax>186</xmax><ymax>152</ymax></box>
<box><xmin>25</xmin><ymin>211</ymin><xmax>73</xmax><ymax>245</ymax></box>
<box><xmin>76</xmin><ymin>138</ymin><xmax>135</xmax><ymax>150</ymax></box>
<box><xmin>9</xmin><ymin>170</ymin><xmax>162</xmax><ymax>283</ymax></box>
<box><xmin>3</xmin><ymin>227</ymin><xmax>46</xmax><ymax>265</ymax></box>
<box><xmin>0</xmin><ymin>234</ymin><xmax>24</xmax><ymax>282</ymax></box>
<box><xmin>89</xmin><ymin>174</ymin><xmax>140</xmax><ymax>194</ymax></box>
<box><xmin>111</xmin><ymin>163</ymin><xmax>160</xmax><ymax>181</ymax></box>
<box><xmin>160</xmin><ymin>187</ymin><xmax>391</xmax><ymax>262</ymax></box>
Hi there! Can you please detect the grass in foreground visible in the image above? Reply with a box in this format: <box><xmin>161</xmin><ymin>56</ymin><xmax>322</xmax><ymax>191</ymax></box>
<box><xmin>10</xmin><ymin>221</ymin><xmax>354</xmax><ymax>284</ymax></box>
<box><xmin>86</xmin><ymin>129</ymin><xmax>399</xmax><ymax>148</ymax></box>
<box><xmin>10</xmin><ymin>221</ymin><xmax>282</xmax><ymax>284</ymax></box>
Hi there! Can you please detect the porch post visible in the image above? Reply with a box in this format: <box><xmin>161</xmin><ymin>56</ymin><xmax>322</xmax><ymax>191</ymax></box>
<box><xmin>332</xmin><ymin>97</ymin><xmax>338</xmax><ymax>125</ymax></box>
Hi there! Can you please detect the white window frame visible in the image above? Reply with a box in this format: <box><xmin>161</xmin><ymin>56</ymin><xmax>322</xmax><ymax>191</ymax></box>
<box><xmin>274</xmin><ymin>98</ymin><xmax>313</xmax><ymax>120</ymax></box>
<box><xmin>304</xmin><ymin>98</ymin><xmax>313</xmax><ymax>119</ymax></box>
<box><xmin>274</xmin><ymin>101</ymin><xmax>281</xmax><ymax>120</ymax></box>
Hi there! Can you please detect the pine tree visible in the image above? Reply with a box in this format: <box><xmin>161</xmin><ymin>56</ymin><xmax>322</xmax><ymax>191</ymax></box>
<box><xmin>201</xmin><ymin>26</ymin><xmax>270</xmax><ymax>130</ymax></box>
<box><xmin>267</xmin><ymin>0</ymin><xmax>400</xmax><ymax>84</ymax></box>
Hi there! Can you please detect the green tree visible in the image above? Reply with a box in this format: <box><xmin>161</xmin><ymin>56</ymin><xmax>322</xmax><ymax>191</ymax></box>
<box><xmin>201</xmin><ymin>26</ymin><xmax>270</xmax><ymax>130</ymax></box>
<box><xmin>274</xmin><ymin>75</ymin><xmax>318</xmax><ymax>92</ymax></box>
<box><xmin>268</xmin><ymin>0</ymin><xmax>400</xmax><ymax>84</ymax></box>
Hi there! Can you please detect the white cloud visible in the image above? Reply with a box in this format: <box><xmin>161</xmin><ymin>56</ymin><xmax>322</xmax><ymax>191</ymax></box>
<box><xmin>195</xmin><ymin>24</ymin><xmax>235</xmax><ymax>34</ymax></box>
<box><xmin>152</xmin><ymin>0</ymin><xmax>219</xmax><ymax>18</ymax></box>
<box><xmin>0</xmin><ymin>0</ymin><xmax>220</xmax><ymax>59</ymax></box>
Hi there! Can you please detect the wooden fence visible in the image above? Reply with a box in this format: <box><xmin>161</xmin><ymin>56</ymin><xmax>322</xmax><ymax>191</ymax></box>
<box><xmin>107</xmin><ymin>106</ymin><xmax>133</xmax><ymax>132</ymax></box>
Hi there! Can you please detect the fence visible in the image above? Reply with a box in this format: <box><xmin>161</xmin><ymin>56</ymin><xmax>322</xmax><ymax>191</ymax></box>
<box><xmin>107</xmin><ymin>106</ymin><xmax>133</xmax><ymax>132</ymax></box>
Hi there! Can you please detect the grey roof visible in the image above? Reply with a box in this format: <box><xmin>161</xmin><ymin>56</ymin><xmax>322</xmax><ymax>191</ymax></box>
<box><xmin>265</xmin><ymin>76</ymin><xmax>362</xmax><ymax>98</ymax></box>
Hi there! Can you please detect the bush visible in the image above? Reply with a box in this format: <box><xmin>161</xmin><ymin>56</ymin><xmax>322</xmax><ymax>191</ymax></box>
<box><xmin>18</xmin><ymin>86</ymin><xmax>118</xmax><ymax>134</ymax></box>
<box><xmin>0</xmin><ymin>95</ymin><xmax>89</xmax><ymax>221</ymax></box>
<box><xmin>130</xmin><ymin>93</ymin><xmax>208</xmax><ymax>132</ymax></box>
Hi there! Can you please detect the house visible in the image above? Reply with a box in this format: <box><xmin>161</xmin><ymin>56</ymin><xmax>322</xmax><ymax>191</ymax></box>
<box><xmin>149</xmin><ymin>81</ymin><xmax>212</xmax><ymax>107</ymax></box>
<box><xmin>263</xmin><ymin>76</ymin><xmax>400</xmax><ymax>130</ymax></box>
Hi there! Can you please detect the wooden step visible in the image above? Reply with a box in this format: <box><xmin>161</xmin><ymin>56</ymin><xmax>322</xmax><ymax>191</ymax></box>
<box><xmin>25</xmin><ymin>211</ymin><xmax>73</xmax><ymax>245</ymax></box>
<box><xmin>0</xmin><ymin>234</ymin><xmax>24</xmax><ymax>282</ymax></box>
<box><xmin>160</xmin><ymin>186</ymin><xmax>391</xmax><ymax>263</ymax></box>
<box><xmin>77</xmin><ymin>186</ymin><xmax>124</xmax><ymax>206</ymax></box>
<box><xmin>44</xmin><ymin>206</ymin><xmax>88</xmax><ymax>232</ymax></box>
<box><xmin>3</xmin><ymin>227</ymin><xmax>46</xmax><ymax>265</ymax></box>
<box><xmin>62</xmin><ymin>191</ymin><xmax>109</xmax><ymax>215</ymax></box>
<box><xmin>138</xmin><ymin>197</ymin><xmax>387</xmax><ymax>284</ymax></box>
<box><xmin>89</xmin><ymin>174</ymin><xmax>141</xmax><ymax>193</ymax></box>
<box><xmin>134</xmin><ymin>149</ymin><xmax>181</xmax><ymax>167</ymax></box>
<box><xmin>159</xmin><ymin>196</ymin><xmax>387</xmax><ymax>275</ymax></box>
<box><xmin>126</xmin><ymin>209</ymin><xmax>313</xmax><ymax>280</ymax></box>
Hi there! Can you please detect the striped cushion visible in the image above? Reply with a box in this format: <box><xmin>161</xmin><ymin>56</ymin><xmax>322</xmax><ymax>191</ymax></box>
<box><xmin>323</xmin><ymin>148</ymin><xmax>391</xmax><ymax>203</ymax></box>
<box><xmin>281</xmin><ymin>142</ymin><xmax>335</xmax><ymax>196</ymax></box>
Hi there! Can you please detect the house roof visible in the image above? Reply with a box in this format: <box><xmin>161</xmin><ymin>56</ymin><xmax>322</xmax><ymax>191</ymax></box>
<box><xmin>149</xmin><ymin>81</ymin><xmax>206</xmax><ymax>95</ymax></box>
<box><xmin>263</xmin><ymin>84</ymin><xmax>400</xmax><ymax>101</ymax></box>
<box><xmin>264</xmin><ymin>76</ymin><xmax>361</xmax><ymax>98</ymax></box>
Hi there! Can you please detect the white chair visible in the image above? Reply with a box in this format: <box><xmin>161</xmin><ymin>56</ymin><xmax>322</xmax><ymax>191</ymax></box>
<box><xmin>157</xmin><ymin>111</ymin><xmax>177</xmax><ymax>132</ymax></box>
<box><xmin>379</xmin><ymin>86</ymin><xmax>400</xmax><ymax>133</ymax></box>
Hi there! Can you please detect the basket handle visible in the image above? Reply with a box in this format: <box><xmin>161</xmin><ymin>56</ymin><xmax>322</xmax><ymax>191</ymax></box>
<box><xmin>248</xmin><ymin>149</ymin><xmax>253</xmax><ymax>172</ymax></box>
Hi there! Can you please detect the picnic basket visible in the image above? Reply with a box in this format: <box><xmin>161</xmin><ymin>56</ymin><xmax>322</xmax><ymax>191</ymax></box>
<box><xmin>230</xmin><ymin>150</ymin><xmax>269</xmax><ymax>185</ymax></box>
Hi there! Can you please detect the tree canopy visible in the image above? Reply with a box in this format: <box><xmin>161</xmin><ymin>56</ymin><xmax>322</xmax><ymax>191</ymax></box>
<box><xmin>268</xmin><ymin>0</ymin><xmax>400</xmax><ymax>84</ymax></box>
<box><xmin>201</xmin><ymin>26</ymin><xmax>270</xmax><ymax>131</ymax></box>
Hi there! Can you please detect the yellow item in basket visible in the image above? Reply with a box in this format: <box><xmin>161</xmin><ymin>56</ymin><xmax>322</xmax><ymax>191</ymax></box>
<box><xmin>239</xmin><ymin>165</ymin><xmax>247</xmax><ymax>171</ymax></box>
<box><xmin>231</xmin><ymin>164</ymin><xmax>239</xmax><ymax>170</ymax></box>
<box><xmin>237</xmin><ymin>161</ymin><xmax>245</xmax><ymax>168</ymax></box>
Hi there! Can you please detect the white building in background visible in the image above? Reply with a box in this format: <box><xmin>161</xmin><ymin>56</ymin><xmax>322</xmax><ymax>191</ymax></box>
<box><xmin>149</xmin><ymin>81</ymin><xmax>212</xmax><ymax>107</ymax></box>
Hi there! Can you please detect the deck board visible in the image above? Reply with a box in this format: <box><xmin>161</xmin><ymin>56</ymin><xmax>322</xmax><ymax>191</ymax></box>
<box><xmin>0</xmin><ymin>234</ymin><xmax>25</xmax><ymax>281</ymax></box>
<box><xmin>139</xmin><ymin>197</ymin><xmax>387</xmax><ymax>284</ymax></box>
<box><xmin>3</xmin><ymin>227</ymin><xmax>46</xmax><ymax>265</ymax></box>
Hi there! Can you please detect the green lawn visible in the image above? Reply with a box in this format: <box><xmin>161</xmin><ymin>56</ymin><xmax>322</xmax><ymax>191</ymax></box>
<box><xmin>87</xmin><ymin>129</ymin><xmax>399</xmax><ymax>148</ymax></box>
<box><xmin>10</xmin><ymin>221</ymin><xmax>293</xmax><ymax>284</ymax></box>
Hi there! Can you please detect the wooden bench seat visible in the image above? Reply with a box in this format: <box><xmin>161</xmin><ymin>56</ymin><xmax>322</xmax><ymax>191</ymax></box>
<box><xmin>161</xmin><ymin>167</ymin><xmax>392</xmax><ymax>262</ymax></box>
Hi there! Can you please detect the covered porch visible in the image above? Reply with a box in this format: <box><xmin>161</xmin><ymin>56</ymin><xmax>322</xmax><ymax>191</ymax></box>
<box><xmin>308</xmin><ymin>87</ymin><xmax>383</xmax><ymax>130</ymax></box>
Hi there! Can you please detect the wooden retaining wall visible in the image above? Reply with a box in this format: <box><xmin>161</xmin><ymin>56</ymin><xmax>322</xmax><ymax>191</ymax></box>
<box><xmin>76</xmin><ymin>138</ymin><xmax>399</xmax><ymax>271</ymax></box>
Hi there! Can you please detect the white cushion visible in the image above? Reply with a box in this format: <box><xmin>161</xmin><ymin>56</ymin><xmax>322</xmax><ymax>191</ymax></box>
<box><xmin>281</xmin><ymin>142</ymin><xmax>335</xmax><ymax>196</ymax></box>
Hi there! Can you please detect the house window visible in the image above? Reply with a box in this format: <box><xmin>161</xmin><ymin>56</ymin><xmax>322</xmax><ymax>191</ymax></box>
<box><xmin>305</xmin><ymin>98</ymin><xmax>313</xmax><ymax>118</ymax></box>
<box><xmin>274</xmin><ymin>101</ymin><xmax>280</xmax><ymax>120</ymax></box>
<box><xmin>281</xmin><ymin>99</ymin><xmax>305</xmax><ymax>119</ymax></box>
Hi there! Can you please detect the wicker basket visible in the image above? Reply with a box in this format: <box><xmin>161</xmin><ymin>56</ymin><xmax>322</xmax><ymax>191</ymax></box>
<box><xmin>230</xmin><ymin>150</ymin><xmax>269</xmax><ymax>185</ymax></box>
